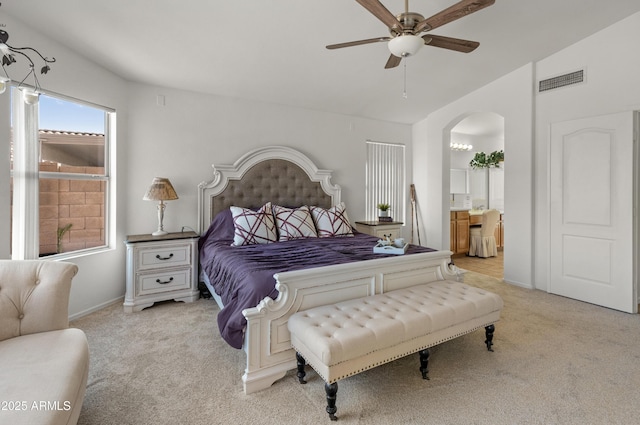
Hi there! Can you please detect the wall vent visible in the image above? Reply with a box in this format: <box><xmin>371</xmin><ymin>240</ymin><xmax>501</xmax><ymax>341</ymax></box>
<box><xmin>538</xmin><ymin>69</ymin><xmax>585</xmax><ymax>92</ymax></box>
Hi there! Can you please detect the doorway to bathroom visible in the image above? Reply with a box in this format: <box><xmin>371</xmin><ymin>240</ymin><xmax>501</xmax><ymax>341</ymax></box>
<box><xmin>449</xmin><ymin>112</ymin><xmax>505</xmax><ymax>279</ymax></box>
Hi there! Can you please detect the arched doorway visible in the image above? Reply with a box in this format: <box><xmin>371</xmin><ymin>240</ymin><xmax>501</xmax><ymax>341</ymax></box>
<box><xmin>448</xmin><ymin>112</ymin><xmax>505</xmax><ymax>279</ymax></box>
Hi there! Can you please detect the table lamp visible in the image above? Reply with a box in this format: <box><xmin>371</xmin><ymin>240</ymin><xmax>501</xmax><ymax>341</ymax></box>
<box><xmin>143</xmin><ymin>177</ymin><xmax>178</xmax><ymax>236</ymax></box>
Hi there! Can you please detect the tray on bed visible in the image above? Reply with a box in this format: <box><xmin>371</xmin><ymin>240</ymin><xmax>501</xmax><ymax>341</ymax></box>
<box><xmin>373</xmin><ymin>242</ymin><xmax>408</xmax><ymax>255</ymax></box>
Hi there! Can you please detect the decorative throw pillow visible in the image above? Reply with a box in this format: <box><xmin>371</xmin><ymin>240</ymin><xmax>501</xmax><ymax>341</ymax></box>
<box><xmin>272</xmin><ymin>205</ymin><xmax>318</xmax><ymax>241</ymax></box>
<box><xmin>230</xmin><ymin>202</ymin><xmax>277</xmax><ymax>246</ymax></box>
<box><xmin>310</xmin><ymin>202</ymin><xmax>354</xmax><ymax>238</ymax></box>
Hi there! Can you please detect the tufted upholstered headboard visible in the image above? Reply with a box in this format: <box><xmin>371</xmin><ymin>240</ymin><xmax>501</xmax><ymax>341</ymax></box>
<box><xmin>197</xmin><ymin>146</ymin><xmax>341</xmax><ymax>233</ymax></box>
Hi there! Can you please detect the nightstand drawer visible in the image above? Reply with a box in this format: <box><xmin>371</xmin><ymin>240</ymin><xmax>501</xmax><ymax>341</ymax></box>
<box><xmin>138</xmin><ymin>268</ymin><xmax>191</xmax><ymax>296</ymax></box>
<box><xmin>137</xmin><ymin>244</ymin><xmax>191</xmax><ymax>270</ymax></box>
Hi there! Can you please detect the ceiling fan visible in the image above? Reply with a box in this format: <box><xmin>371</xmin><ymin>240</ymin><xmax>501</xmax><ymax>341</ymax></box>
<box><xmin>327</xmin><ymin>0</ymin><xmax>495</xmax><ymax>69</ymax></box>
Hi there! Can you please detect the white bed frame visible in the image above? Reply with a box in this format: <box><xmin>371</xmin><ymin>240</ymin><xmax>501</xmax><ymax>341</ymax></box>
<box><xmin>198</xmin><ymin>146</ymin><xmax>456</xmax><ymax>394</ymax></box>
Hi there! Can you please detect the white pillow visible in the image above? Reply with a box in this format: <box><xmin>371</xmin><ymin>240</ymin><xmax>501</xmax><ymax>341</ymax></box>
<box><xmin>310</xmin><ymin>202</ymin><xmax>354</xmax><ymax>238</ymax></box>
<box><xmin>230</xmin><ymin>202</ymin><xmax>277</xmax><ymax>246</ymax></box>
<box><xmin>272</xmin><ymin>205</ymin><xmax>318</xmax><ymax>241</ymax></box>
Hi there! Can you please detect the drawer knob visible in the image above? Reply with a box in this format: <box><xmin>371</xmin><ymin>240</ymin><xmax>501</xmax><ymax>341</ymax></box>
<box><xmin>156</xmin><ymin>277</ymin><xmax>174</xmax><ymax>285</ymax></box>
<box><xmin>156</xmin><ymin>253</ymin><xmax>174</xmax><ymax>261</ymax></box>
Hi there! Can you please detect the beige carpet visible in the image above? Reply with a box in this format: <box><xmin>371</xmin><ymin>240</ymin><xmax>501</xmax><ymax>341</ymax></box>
<box><xmin>71</xmin><ymin>272</ymin><xmax>640</xmax><ymax>425</ymax></box>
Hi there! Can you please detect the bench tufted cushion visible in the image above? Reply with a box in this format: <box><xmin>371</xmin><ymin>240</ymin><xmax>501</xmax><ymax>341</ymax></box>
<box><xmin>289</xmin><ymin>280</ymin><xmax>503</xmax><ymax>383</ymax></box>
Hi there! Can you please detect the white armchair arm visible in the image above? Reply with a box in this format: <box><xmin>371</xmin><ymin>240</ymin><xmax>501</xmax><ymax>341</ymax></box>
<box><xmin>0</xmin><ymin>260</ymin><xmax>78</xmax><ymax>341</ymax></box>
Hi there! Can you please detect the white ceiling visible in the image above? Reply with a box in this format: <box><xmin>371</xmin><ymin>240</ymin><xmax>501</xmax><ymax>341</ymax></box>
<box><xmin>453</xmin><ymin>112</ymin><xmax>504</xmax><ymax>138</ymax></box>
<box><xmin>3</xmin><ymin>1</ymin><xmax>640</xmax><ymax>126</ymax></box>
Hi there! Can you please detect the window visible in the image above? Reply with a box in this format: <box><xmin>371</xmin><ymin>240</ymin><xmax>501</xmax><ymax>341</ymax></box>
<box><xmin>365</xmin><ymin>141</ymin><xmax>406</xmax><ymax>222</ymax></box>
<box><xmin>10</xmin><ymin>88</ymin><xmax>114</xmax><ymax>258</ymax></box>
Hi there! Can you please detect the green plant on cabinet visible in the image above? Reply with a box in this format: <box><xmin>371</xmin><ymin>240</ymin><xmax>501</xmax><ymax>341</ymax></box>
<box><xmin>469</xmin><ymin>150</ymin><xmax>504</xmax><ymax>169</ymax></box>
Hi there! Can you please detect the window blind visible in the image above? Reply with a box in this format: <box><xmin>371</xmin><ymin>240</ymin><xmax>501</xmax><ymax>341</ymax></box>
<box><xmin>365</xmin><ymin>141</ymin><xmax>406</xmax><ymax>222</ymax></box>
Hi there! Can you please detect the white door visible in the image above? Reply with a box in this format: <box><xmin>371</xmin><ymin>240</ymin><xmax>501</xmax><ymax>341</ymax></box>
<box><xmin>549</xmin><ymin>111</ymin><xmax>637</xmax><ymax>313</ymax></box>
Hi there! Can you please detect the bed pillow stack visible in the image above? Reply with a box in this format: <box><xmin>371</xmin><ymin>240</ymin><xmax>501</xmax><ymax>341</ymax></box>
<box><xmin>229</xmin><ymin>202</ymin><xmax>353</xmax><ymax>246</ymax></box>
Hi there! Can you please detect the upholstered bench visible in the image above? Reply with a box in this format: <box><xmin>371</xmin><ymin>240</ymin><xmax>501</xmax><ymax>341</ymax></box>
<box><xmin>288</xmin><ymin>280</ymin><xmax>504</xmax><ymax>421</ymax></box>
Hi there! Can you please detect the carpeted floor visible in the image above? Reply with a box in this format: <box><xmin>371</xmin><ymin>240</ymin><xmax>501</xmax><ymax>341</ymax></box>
<box><xmin>71</xmin><ymin>272</ymin><xmax>640</xmax><ymax>425</ymax></box>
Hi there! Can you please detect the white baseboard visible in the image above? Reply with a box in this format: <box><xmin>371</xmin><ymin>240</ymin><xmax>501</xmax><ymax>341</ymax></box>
<box><xmin>503</xmin><ymin>279</ymin><xmax>533</xmax><ymax>289</ymax></box>
<box><xmin>69</xmin><ymin>296</ymin><xmax>124</xmax><ymax>322</ymax></box>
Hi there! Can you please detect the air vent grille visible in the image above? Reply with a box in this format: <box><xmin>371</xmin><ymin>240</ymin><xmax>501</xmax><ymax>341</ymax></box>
<box><xmin>539</xmin><ymin>70</ymin><xmax>585</xmax><ymax>92</ymax></box>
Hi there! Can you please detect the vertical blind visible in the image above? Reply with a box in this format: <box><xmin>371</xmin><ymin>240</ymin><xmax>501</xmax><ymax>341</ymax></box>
<box><xmin>365</xmin><ymin>141</ymin><xmax>406</xmax><ymax>222</ymax></box>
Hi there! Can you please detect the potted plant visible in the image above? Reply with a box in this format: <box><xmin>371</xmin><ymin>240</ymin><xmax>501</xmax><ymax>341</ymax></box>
<box><xmin>56</xmin><ymin>223</ymin><xmax>72</xmax><ymax>254</ymax></box>
<box><xmin>469</xmin><ymin>152</ymin><xmax>488</xmax><ymax>169</ymax></box>
<box><xmin>377</xmin><ymin>203</ymin><xmax>391</xmax><ymax>218</ymax></box>
<box><xmin>488</xmin><ymin>150</ymin><xmax>504</xmax><ymax>167</ymax></box>
<box><xmin>469</xmin><ymin>150</ymin><xmax>504</xmax><ymax>169</ymax></box>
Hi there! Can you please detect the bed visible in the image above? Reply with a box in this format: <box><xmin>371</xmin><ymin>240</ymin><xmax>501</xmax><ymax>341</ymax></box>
<box><xmin>197</xmin><ymin>145</ymin><xmax>457</xmax><ymax>394</ymax></box>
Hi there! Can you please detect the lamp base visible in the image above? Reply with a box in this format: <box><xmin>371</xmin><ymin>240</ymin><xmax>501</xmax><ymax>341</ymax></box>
<box><xmin>152</xmin><ymin>201</ymin><xmax>168</xmax><ymax>236</ymax></box>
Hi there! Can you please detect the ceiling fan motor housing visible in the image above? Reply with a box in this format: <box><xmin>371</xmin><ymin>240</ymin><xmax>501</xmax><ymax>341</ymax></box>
<box><xmin>387</xmin><ymin>12</ymin><xmax>426</xmax><ymax>58</ymax></box>
<box><xmin>392</xmin><ymin>12</ymin><xmax>426</xmax><ymax>35</ymax></box>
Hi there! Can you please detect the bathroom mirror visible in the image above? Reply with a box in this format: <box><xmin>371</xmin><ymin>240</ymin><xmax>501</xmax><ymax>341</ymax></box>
<box><xmin>450</xmin><ymin>168</ymin><xmax>468</xmax><ymax>194</ymax></box>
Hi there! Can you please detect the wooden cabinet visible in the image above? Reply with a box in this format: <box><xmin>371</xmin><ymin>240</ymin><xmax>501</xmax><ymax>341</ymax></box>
<box><xmin>354</xmin><ymin>221</ymin><xmax>403</xmax><ymax>240</ymax></box>
<box><xmin>450</xmin><ymin>211</ymin><xmax>469</xmax><ymax>254</ymax></box>
<box><xmin>124</xmin><ymin>231</ymin><xmax>200</xmax><ymax>313</ymax></box>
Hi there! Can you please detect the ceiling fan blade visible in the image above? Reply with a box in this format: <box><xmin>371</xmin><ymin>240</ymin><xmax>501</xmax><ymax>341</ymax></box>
<box><xmin>356</xmin><ymin>0</ymin><xmax>402</xmax><ymax>31</ymax></box>
<box><xmin>384</xmin><ymin>54</ymin><xmax>402</xmax><ymax>69</ymax></box>
<box><xmin>423</xmin><ymin>34</ymin><xmax>479</xmax><ymax>53</ymax></box>
<box><xmin>415</xmin><ymin>0</ymin><xmax>495</xmax><ymax>33</ymax></box>
<box><xmin>326</xmin><ymin>37</ymin><xmax>391</xmax><ymax>50</ymax></box>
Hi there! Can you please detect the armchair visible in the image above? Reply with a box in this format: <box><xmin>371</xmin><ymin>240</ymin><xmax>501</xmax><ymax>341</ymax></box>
<box><xmin>0</xmin><ymin>260</ymin><xmax>89</xmax><ymax>425</ymax></box>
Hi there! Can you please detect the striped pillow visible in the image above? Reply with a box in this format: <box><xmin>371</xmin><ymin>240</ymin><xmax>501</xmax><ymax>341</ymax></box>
<box><xmin>230</xmin><ymin>202</ymin><xmax>277</xmax><ymax>246</ymax></box>
<box><xmin>310</xmin><ymin>202</ymin><xmax>353</xmax><ymax>238</ymax></box>
<box><xmin>272</xmin><ymin>205</ymin><xmax>318</xmax><ymax>241</ymax></box>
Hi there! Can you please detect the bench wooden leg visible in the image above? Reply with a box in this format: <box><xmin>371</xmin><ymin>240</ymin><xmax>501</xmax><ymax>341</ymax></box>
<box><xmin>419</xmin><ymin>348</ymin><xmax>430</xmax><ymax>380</ymax></box>
<box><xmin>295</xmin><ymin>352</ymin><xmax>307</xmax><ymax>384</ymax></box>
<box><xmin>325</xmin><ymin>382</ymin><xmax>338</xmax><ymax>421</ymax></box>
<box><xmin>485</xmin><ymin>324</ymin><xmax>495</xmax><ymax>352</ymax></box>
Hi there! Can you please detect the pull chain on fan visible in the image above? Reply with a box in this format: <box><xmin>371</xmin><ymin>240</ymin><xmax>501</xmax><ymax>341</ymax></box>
<box><xmin>403</xmin><ymin>60</ymin><xmax>408</xmax><ymax>99</ymax></box>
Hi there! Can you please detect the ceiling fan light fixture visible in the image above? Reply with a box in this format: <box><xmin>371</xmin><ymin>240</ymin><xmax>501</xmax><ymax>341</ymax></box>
<box><xmin>388</xmin><ymin>34</ymin><xmax>423</xmax><ymax>58</ymax></box>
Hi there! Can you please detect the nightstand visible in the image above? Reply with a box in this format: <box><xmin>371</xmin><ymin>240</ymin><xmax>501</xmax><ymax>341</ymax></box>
<box><xmin>124</xmin><ymin>231</ymin><xmax>200</xmax><ymax>313</ymax></box>
<box><xmin>354</xmin><ymin>221</ymin><xmax>403</xmax><ymax>240</ymax></box>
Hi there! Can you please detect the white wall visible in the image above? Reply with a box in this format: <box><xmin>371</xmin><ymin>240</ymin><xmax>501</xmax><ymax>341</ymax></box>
<box><xmin>124</xmin><ymin>84</ymin><xmax>413</xmax><ymax>237</ymax></box>
<box><xmin>534</xmin><ymin>12</ymin><xmax>640</xmax><ymax>291</ymax></box>
<box><xmin>0</xmin><ymin>11</ymin><xmax>130</xmax><ymax>317</ymax></box>
<box><xmin>412</xmin><ymin>64</ymin><xmax>534</xmax><ymax>288</ymax></box>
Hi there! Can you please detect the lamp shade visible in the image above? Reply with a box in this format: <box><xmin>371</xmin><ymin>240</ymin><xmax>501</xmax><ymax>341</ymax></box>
<box><xmin>143</xmin><ymin>177</ymin><xmax>179</xmax><ymax>201</ymax></box>
<box><xmin>388</xmin><ymin>35</ymin><xmax>424</xmax><ymax>58</ymax></box>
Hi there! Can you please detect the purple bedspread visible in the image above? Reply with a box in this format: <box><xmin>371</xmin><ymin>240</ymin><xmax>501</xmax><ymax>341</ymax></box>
<box><xmin>199</xmin><ymin>209</ymin><xmax>433</xmax><ymax>349</ymax></box>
